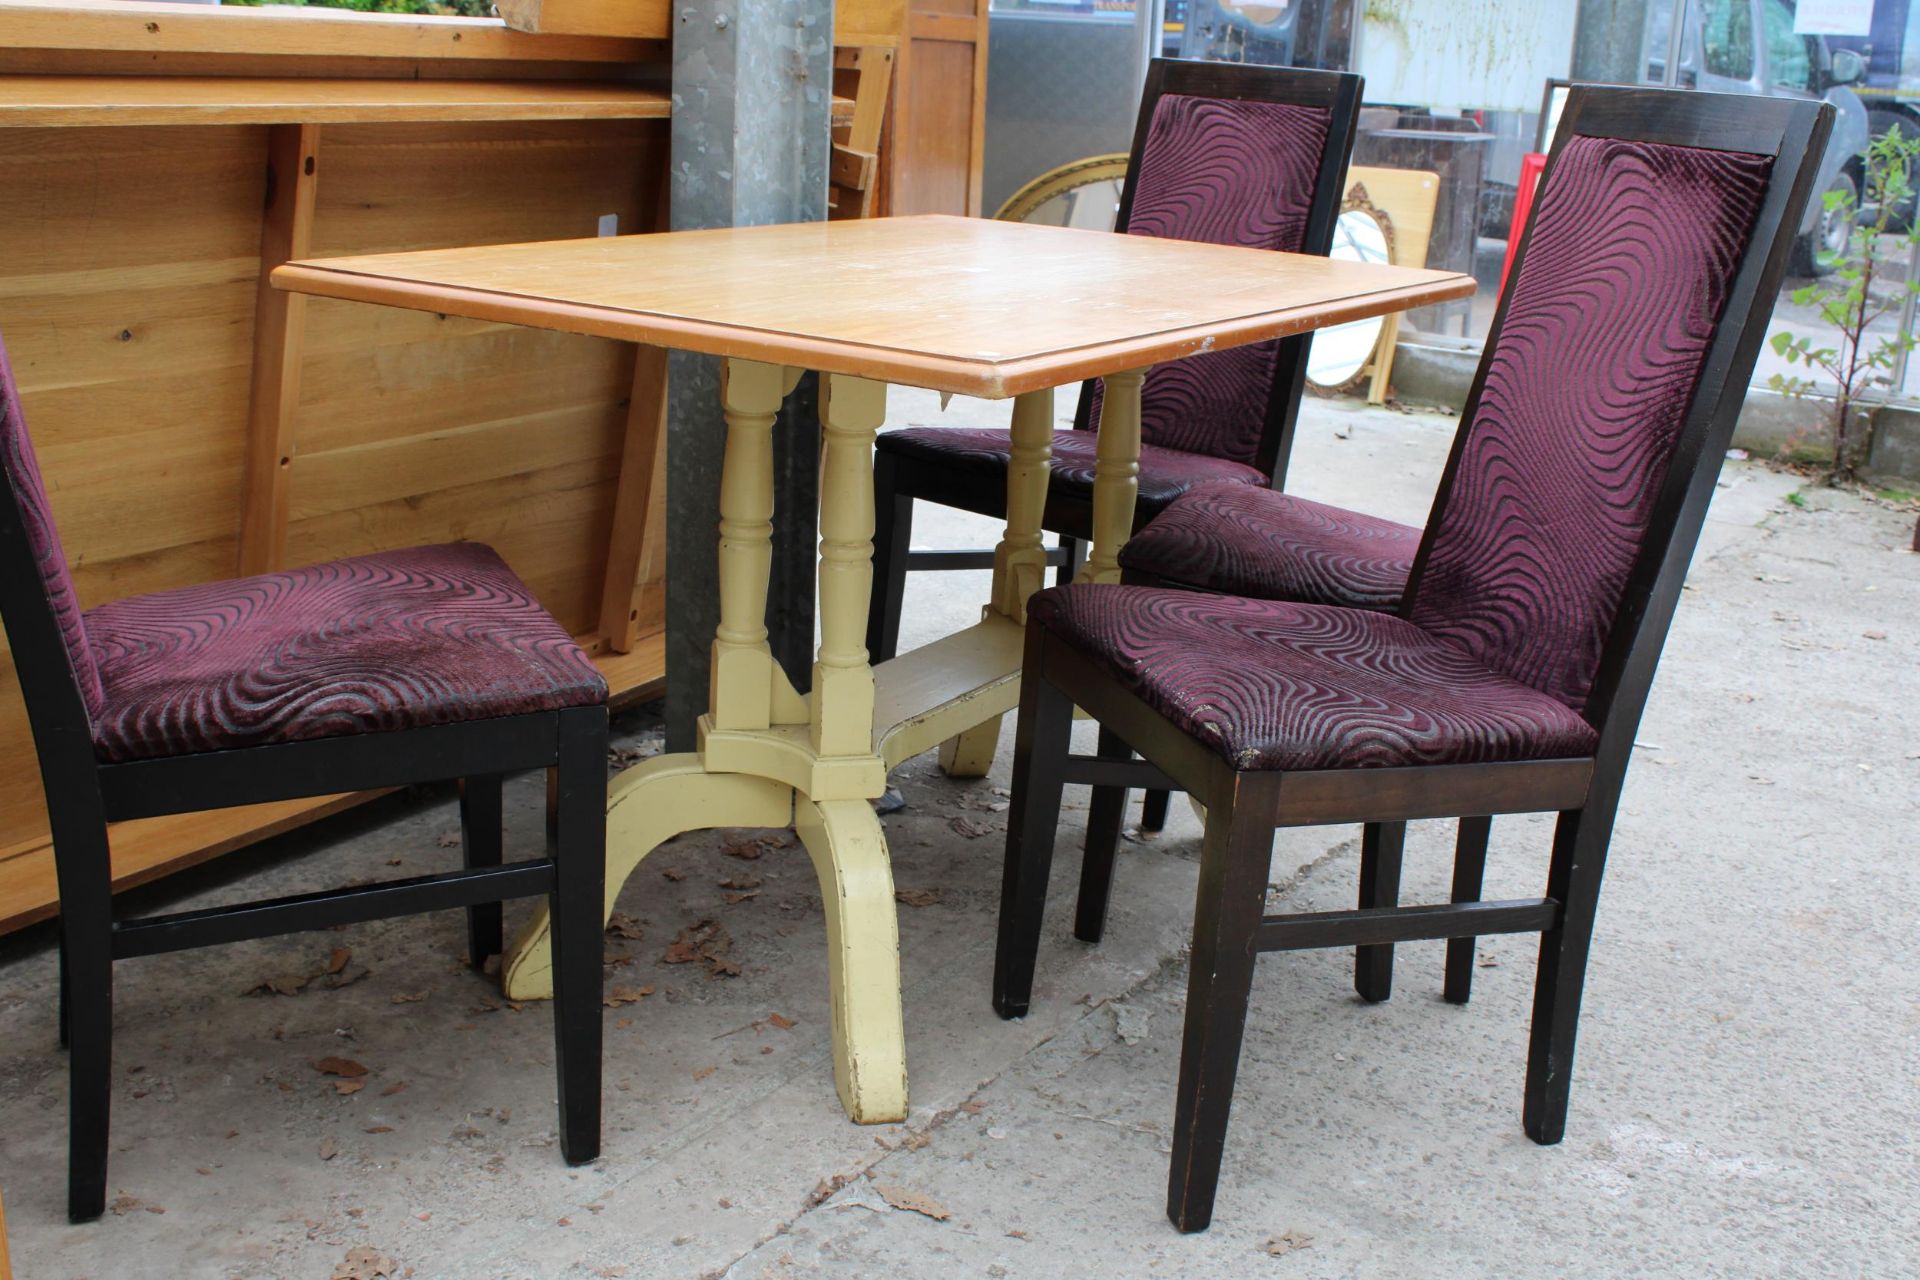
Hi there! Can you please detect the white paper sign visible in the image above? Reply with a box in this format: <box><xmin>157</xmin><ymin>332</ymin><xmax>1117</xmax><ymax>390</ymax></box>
<box><xmin>1794</xmin><ymin>0</ymin><xmax>1876</xmax><ymax>36</ymax></box>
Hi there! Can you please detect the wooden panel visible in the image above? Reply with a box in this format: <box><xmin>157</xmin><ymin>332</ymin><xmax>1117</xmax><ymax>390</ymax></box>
<box><xmin>0</xmin><ymin>76</ymin><xmax>675</xmax><ymax>127</ymax></box>
<box><xmin>889</xmin><ymin>0</ymin><xmax>988</xmax><ymax>216</ymax></box>
<box><xmin>237</xmin><ymin>123</ymin><xmax>320</xmax><ymax>576</ymax></box>
<box><xmin>597</xmin><ymin>344</ymin><xmax>667</xmax><ymax>651</ymax></box>
<box><xmin>0</xmin><ymin>111</ymin><xmax>675</xmax><ymax>907</ymax></box>
<box><xmin>284</xmin><ymin>119</ymin><xmax>664</xmax><ymax>636</ymax></box>
<box><xmin>0</xmin><ymin>0</ymin><xmax>659</xmax><ymax>60</ymax></box>
<box><xmin>274</xmin><ymin>215</ymin><xmax>1477</xmax><ymax>398</ymax></box>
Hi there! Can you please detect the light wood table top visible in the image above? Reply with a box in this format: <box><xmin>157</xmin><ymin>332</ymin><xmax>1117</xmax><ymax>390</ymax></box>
<box><xmin>273</xmin><ymin>214</ymin><xmax>1475</xmax><ymax>398</ymax></box>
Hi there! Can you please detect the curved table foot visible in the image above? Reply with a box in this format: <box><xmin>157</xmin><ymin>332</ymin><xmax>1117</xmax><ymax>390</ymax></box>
<box><xmin>502</xmin><ymin>754</ymin><xmax>794</xmax><ymax>1000</ymax></box>
<box><xmin>938</xmin><ymin>714</ymin><xmax>1002</xmax><ymax>778</ymax></box>
<box><xmin>796</xmin><ymin>797</ymin><xmax>908</xmax><ymax>1123</ymax></box>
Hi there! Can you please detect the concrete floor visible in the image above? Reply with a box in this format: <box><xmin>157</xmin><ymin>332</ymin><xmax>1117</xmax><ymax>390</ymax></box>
<box><xmin>1</xmin><ymin>391</ymin><xmax>1916</xmax><ymax>1279</ymax></box>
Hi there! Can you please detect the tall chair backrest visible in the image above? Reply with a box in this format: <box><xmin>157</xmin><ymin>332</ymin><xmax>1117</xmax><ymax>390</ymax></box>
<box><xmin>0</xmin><ymin>334</ymin><xmax>103</xmax><ymax>765</ymax></box>
<box><xmin>1402</xmin><ymin>88</ymin><xmax>1832</xmax><ymax>750</ymax></box>
<box><xmin>1074</xmin><ymin>59</ymin><xmax>1363</xmax><ymax>484</ymax></box>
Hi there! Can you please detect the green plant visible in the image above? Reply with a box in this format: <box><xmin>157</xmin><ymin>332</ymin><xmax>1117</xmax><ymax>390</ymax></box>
<box><xmin>225</xmin><ymin>0</ymin><xmax>498</xmax><ymax>16</ymax></box>
<box><xmin>1768</xmin><ymin>128</ymin><xmax>1920</xmax><ymax>485</ymax></box>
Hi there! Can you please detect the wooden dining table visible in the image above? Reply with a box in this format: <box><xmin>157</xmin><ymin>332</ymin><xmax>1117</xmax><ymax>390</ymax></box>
<box><xmin>273</xmin><ymin>214</ymin><xmax>1474</xmax><ymax>1126</ymax></box>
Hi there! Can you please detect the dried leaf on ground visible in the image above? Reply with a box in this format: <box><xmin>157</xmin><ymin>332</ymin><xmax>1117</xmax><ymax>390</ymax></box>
<box><xmin>807</xmin><ymin>1174</ymin><xmax>850</xmax><ymax>1207</ymax></box>
<box><xmin>660</xmin><ymin>867</ymin><xmax>687</xmax><ymax>882</ymax></box>
<box><xmin>435</xmin><ymin>830</ymin><xmax>462</xmax><ymax>848</ymax></box>
<box><xmin>894</xmin><ymin>888</ymin><xmax>942</xmax><ymax>908</ymax></box>
<box><xmin>604</xmin><ymin>985</ymin><xmax>655</xmax><ymax>1008</ymax></box>
<box><xmin>109</xmin><ymin>1194</ymin><xmax>142</xmax><ymax>1216</ymax></box>
<box><xmin>722</xmin><ymin>890</ymin><xmax>760</xmax><ymax>905</ymax></box>
<box><xmin>332</xmin><ymin>1246</ymin><xmax>398</xmax><ymax>1280</ymax></box>
<box><xmin>766</xmin><ymin>1012</ymin><xmax>796</xmax><ymax>1030</ymax></box>
<box><xmin>319</xmin><ymin>1137</ymin><xmax>340</xmax><ymax>1161</ymax></box>
<box><xmin>873</xmin><ymin>1183</ymin><xmax>951</xmax><ymax>1221</ymax></box>
<box><xmin>605</xmin><ymin>912</ymin><xmax>645</xmax><ymax>940</ymax></box>
<box><xmin>326</xmin><ymin>948</ymin><xmax>351</xmax><ymax>975</ymax></box>
<box><xmin>390</xmin><ymin>990</ymin><xmax>429</xmax><ymax>1005</ymax></box>
<box><xmin>364</xmin><ymin>1125</ymin><xmax>393</xmax><ymax>1134</ymax></box>
<box><xmin>692</xmin><ymin>1065</ymin><xmax>717</xmax><ymax>1082</ymax></box>
<box><xmin>315</xmin><ymin>1057</ymin><xmax>369</xmax><ymax>1079</ymax></box>
<box><xmin>719</xmin><ymin>875</ymin><xmax>762</xmax><ymax>891</ymax></box>
<box><xmin>948</xmin><ymin>816</ymin><xmax>989</xmax><ymax>839</ymax></box>
<box><xmin>720</xmin><ymin>835</ymin><xmax>765</xmax><ymax>860</ymax></box>
<box><xmin>247</xmin><ymin>973</ymin><xmax>313</xmax><ymax>997</ymax></box>
<box><xmin>1263</xmin><ymin>1231</ymin><xmax>1314</xmax><ymax>1256</ymax></box>
<box><xmin>663</xmin><ymin>919</ymin><xmax>740</xmax><ymax>978</ymax></box>
<box><xmin>333</xmin><ymin>1079</ymin><xmax>366</xmax><ymax>1096</ymax></box>
<box><xmin>323</xmin><ymin>965</ymin><xmax>370</xmax><ymax>990</ymax></box>
<box><xmin>381</xmin><ymin>1082</ymin><xmax>407</xmax><ymax>1097</ymax></box>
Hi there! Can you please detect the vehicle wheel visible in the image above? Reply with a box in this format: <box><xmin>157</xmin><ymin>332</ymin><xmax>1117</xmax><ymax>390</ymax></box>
<box><xmin>1791</xmin><ymin>168</ymin><xmax>1858</xmax><ymax>277</ymax></box>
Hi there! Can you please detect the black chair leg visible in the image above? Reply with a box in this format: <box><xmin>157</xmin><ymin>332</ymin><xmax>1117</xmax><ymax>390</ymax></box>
<box><xmin>868</xmin><ymin>451</ymin><xmax>914</xmax><ymax>663</ymax></box>
<box><xmin>1524</xmin><ymin>803</ymin><xmax>1615</xmax><ymax>1146</ymax></box>
<box><xmin>1353</xmin><ymin>821</ymin><xmax>1405</xmax><ymax>1003</ymax></box>
<box><xmin>1443</xmin><ymin>816</ymin><xmax>1493</xmax><ymax>1004</ymax></box>
<box><xmin>991</xmin><ymin>639</ymin><xmax>1075</xmax><ymax>1020</ymax></box>
<box><xmin>56</xmin><ymin>825</ymin><xmax>114</xmax><ymax>1223</ymax></box>
<box><xmin>1166</xmin><ymin>793</ymin><xmax>1271</xmax><ymax>1233</ymax></box>
<box><xmin>1139</xmin><ymin>788</ymin><xmax>1172</xmax><ymax>833</ymax></box>
<box><xmin>1055</xmin><ymin>535</ymin><xmax>1084</xmax><ymax>587</ymax></box>
<box><xmin>460</xmin><ymin>773</ymin><xmax>506</xmax><ymax>968</ymax></box>
<box><xmin>57</xmin><ymin>927</ymin><xmax>70</xmax><ymax>1048</ymax></box>
<box><xmin>547</xmin><ymin>707</ymin><xmax>607</xmax><ymax>1165</ymax></box>
<box><xmin>1073</xmin><ymin>726</ymin><xmax>1131</xmax><ymax>944</ymax></box>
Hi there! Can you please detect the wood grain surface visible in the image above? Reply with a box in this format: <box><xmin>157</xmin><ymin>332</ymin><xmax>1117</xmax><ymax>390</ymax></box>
<box><xmin>276</xmin><ymin>215</ymin><xmax>1474</xmax><ymax>397</ymax></box>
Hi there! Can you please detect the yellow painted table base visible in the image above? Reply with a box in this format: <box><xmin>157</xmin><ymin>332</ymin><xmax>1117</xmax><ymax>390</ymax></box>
<box><xmin>502</xmin><ymin>357</ymin><xmax>1145</xmax><ymax>1124</ymax></box>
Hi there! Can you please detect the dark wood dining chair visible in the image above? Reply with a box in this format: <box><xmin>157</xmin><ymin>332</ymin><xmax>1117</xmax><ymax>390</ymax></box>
<box><xmin>866</xmin><ymin>58</ymin><xmax>1363</xmax><ymax>663</ymax></box>
<box><xmin>992</xmin><ymin>86</ymin><xmax>1831</xmax><ymax>1232</ymax></box>
<box><xmin>0</xmin><ymin>335</ymin><xmax>609</xmax><ymax>1222</ymax></box>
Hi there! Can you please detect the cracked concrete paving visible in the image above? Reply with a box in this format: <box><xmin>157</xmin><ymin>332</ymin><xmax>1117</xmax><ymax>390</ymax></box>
<box><xmin>0</xmin><ymin>389</ymin><xmax>1915</xmax><ymax>1279</ymax></box>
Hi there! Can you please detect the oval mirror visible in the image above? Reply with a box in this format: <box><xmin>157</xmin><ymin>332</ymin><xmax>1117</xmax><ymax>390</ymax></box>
<box><xmin>1307</xmin><ymin>199</ymin><xmax>1395</xmax><ymax>393</ymax></box>
<box><xmin>993</xmin><ymin>154</ymin><xmax>1130</xmax><ymax>230</ymax></box>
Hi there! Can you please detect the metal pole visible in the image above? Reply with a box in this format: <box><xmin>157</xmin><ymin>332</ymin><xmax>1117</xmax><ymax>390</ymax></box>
<box><xmin>665</xmin><ymin>0</ymin><xmax>832</xmax><ymax>749</ymax></box>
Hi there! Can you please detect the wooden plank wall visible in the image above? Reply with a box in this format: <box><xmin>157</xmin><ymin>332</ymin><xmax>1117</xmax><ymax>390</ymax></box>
<box><xmin>0</xmin><ymin>113</ymin><xmax>666</xmax><ymax>902</ymax></box>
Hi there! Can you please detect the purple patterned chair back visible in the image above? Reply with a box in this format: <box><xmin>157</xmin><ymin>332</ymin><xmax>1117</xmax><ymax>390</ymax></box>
<box><xmin>1407</xmin><ymin>134</ymin><xmax>1774</xmax><ymax>714</ymax></box>
<box><xmin>1081</xmin><ymin>92</ymin><xmax>1333</xmax><ymax>467</ymax></box>
<box><xmin>0</xmin><ymin>334</ymin><xmax>104</xmax><ymax>721</ymax></box>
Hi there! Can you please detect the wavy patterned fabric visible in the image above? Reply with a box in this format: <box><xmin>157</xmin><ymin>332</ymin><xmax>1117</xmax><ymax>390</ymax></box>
<box><xmin>1082</xmin><ymin>93</ymin><xmax>1331</xmax><ymax>465</ymax></box>
<box><xmin>876</xmin><ymin>426</ymin><xmax>1267</xmax><ymax>515</ymax></box>
<box><xmin>0</xmin><ymin>335</ymin><xmax>105</xmax><ymax>719</ymax></box>
<box><xmin>86</xmin><ymin>543</ymin><xmax>607</xmax><ymax>762</ymax></box>
<box><xmin>1030</xmin><ymin>585</ymin><xmax>1599</xmax><ymax>771</ymax></box>
<box><xmin>1120</xmin><ymin>483</ymin><xmax>1419</xmax><ymax>609</ymax></box>
<box><xmin>1409</xmin><ymin>135</ymin><xmax>1773</xmax><ymax>710</ymax></box>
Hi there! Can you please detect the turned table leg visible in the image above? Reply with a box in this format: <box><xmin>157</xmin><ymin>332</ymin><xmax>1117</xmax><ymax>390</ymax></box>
<box><xmin>1084</xmin><ymin>366</ymin><xmax>1145</xmax><ymax>586</ymax></box>
<box><xmin>940</xmin><ymin>386</ymin><xmax>1055</xmax><ymax>777</ymax></box>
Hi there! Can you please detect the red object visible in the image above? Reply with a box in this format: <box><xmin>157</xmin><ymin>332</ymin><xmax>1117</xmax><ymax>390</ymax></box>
<box><xmin>1500</xmin><ymin>151</ymin><xmax>1550</xmax><ymax>297</ymax></box>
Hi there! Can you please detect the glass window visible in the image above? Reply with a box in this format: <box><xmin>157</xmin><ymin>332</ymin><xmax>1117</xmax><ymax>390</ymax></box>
<box><xmin>1703</xmin><ymin>0</ymin><xmax>1755</xmax><ymax>80</ymax></box>
<box><xmin>1762</xmin><ymin>0</ymin><xmax>1813</xmax><ymax>91</ymax></box>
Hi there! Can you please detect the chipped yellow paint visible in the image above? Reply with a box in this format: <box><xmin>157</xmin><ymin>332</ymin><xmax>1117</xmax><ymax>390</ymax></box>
<box><xmin>502</xmin><ymin>356</ymin><xmax>1144</xmax><ymax>1125</ymax></box>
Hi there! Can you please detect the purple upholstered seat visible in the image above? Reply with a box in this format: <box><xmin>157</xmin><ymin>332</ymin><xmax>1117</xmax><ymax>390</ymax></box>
<box><xmin>1119</xmin><ymin>484</ymin><xmax>1420</xmax><ymax>609</ymax></box>
<box><xmin>4</xmin><ymin>333</ymin><xmax>604</xmax><ymax>767</ymax></box>
<box><xmin>1030</xmin><ymin>132</ymin><xmax>1774</xmax><ymax>770</ymax></box>
<box><xmin>85</xmin><ymin>543</ymin><xmax>607</xmax><ymax>763</ymax></box>
<box><xmin>877</xmin><ymin>428</ymin><xmax>1267</xmax><ymax>514</ymax></box>
<box><xmin>1031</xmin><ymin>586</ymin><xmax>1598</xmax><ymax>771</ymax></box>
<box><xmin>875</xmin><ymin>92</ymin><xmax>1332</xmax><ymax>498</ymax></box>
